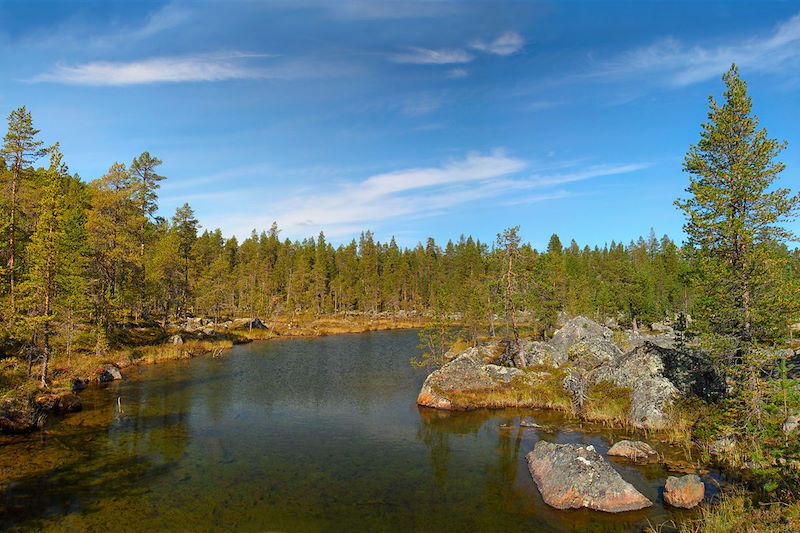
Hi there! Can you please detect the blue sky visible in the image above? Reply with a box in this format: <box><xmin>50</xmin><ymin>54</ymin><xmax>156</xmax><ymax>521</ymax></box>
<box><xmin>1</xmin><ymin>1</ymin><xmax>799</xmax><ymax>249</ymax></box>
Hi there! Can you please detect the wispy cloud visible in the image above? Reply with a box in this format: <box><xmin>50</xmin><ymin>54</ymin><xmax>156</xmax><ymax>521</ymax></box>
<box><xmin>30</xmin><ymin>52</ymin><xmax>354</xmax><ymax>86</ymax></box>
<box><xmin>391</xmin><ymin>47</ymin><xmax>473</xmax><ymax>65</ymax></box>
<box><xmin>596</xmin><ymin>12</ymin><xmax>800</xmax><ymax>87</ymax></box>
<box><xmin>446</xmin><ymin>68</ymin><xmax>469</xmax><ymax>79</ymax></box>
<box><xmin>205</xmin><ymin>152</ymin><xmax>647</xmax><ymax>239</ymax></box>
<box><xmin>471</xmin><ymin>31</ymin><xmax>525</xmax><ymax>56</ymax></box>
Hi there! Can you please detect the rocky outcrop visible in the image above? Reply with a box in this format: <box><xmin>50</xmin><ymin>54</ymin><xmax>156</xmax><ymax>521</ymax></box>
<box><xmin>663</xmin><ymin>474</ymin><xmax>704</xmax><ymax>508</ymax></box>
<box><xmin>521</xmin><ymin>340</ymin><xmax>558</xmax><ymax>367</ymax></box>
<box><xmin>417</xmin><ymin>316</ymin><xmax>722</xmax><ymax>429</ymax></box>
<box><xmin>526</xmin><ymin>441</ymin><xmax>652</xmax><ymax>513</ymax></box>
<box><xmin>592</xmin><ymin>344</ymin><xmax>679</xmax><ymax>429</ymax></box>
<box><xmin>417</xmin><ymin>347</ymin><xmax>522</xmax><ymax>410</ymax></box>
<box><xmin>97</xmin><ymin>364</ymin><xmax>123</xmax><ymax>382</ymax></box>
<box><xmin>550</xmin><ymin>316</ymin><xmax>613</xmax><ymax>363</ymax></box>
<box><xmin>607</xmin><ymin>440</ymin><xmax>657</xmax><ymax>460</ymax></box>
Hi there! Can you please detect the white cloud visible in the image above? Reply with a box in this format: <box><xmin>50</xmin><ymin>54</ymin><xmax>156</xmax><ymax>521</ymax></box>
<box><xmin>598</xmin><ymin>12</ymin><xmax>800</xmax><ymax>87</ymax></box>
<box><xmin>446</xmin><ymin>68</ymin><xmax>469</xmax><ymax>79</ymax></box>
<box><xmin>472</xmin><ymin>31</ymin><xmax>525</xmax><ymax>56</ymax></box>
<box><xmin>30</xmin><ymin>52</ymin><xmax>353</xmax><ymax>86</ymax></box>
<box><xmin>391</xmin><ymin>47</ymin><xmax>473</xmax><ymax>65</ymax></box>
<box><xmin>202</xmin><ymin>152</ymin><xmax>647</xmax><ymax>240</ymax></box>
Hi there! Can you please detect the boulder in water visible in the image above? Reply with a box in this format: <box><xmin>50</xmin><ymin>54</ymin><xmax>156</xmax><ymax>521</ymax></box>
<box><xmin>526</xmin><ymin>441</ymin><xmax>652</xmax><ymax>513</ymax></box>
<box><xmin>663</xmin><ymin>474</ymin><xmax>704</xmax><ymax>508</ymax></box>
<box><xmin>607</xmin><ymin>440</ymin><xmax>657</xmax><ymax>460</ymax></box>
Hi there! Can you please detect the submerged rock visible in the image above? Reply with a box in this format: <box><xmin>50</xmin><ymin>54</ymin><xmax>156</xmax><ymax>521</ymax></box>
<box><xmin>607</xmin><ymin>440</ymin><xmax>657</xmax><ymax>460</ymax></box>
<box><xmin>57</xmin><ymin>393</ymin><xmax>83</xmax><ymax>413</ymax></box>
<box><xmin>97</xmin><ymin>364</ymin><xmax>123</xmax><ymax>383</ymax></box>
<box><xmin>526</xmin><ymin>441</ymin><xmax>652</xmax><ymax>513</ymax></box>
<box><xmin>663</xmin><ymin>474</ymin><xmax>705</xmax><ymax>509</ymax></box>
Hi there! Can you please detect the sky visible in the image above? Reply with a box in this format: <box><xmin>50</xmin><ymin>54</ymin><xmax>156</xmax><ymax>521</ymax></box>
<box><xmin>1</xmin><ymin>0</ymin><xmax>799</xmax><ymax>249</ymax></box>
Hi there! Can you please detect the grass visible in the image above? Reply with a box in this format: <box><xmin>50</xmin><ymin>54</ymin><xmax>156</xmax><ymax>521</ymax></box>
<box><xmin>439</xmin><ymin>367</ymin><xmax>575</xmax><ymax>412</ymax></box>
<box><xmin>582</xmin><ymin>380</ymin><xmax>632</xmax><ymax>426</ymax></box>
<box><xmin>674</xmin><ymin>492</ymin><xmax>800</xmax><ymax>533</ymax></box>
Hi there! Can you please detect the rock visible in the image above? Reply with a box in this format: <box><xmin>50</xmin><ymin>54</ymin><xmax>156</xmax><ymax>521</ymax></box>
<box><xmin>783</xmin><ymin>414</ymin><xmax>799</xmax><ymax>434</ymax></box>
<box><xmin>663</xmin><ymin>475</ymin><xmax>704</xmax><ymax>509</ymax></box>
<box><xmin>0</xmin><ymin>398</ymin><xmax>38</xmax><ymax>434</ymax></box>
<box><xmin>651</xmin><ymin>322</ymin><xmax>673</xmax><ymax>334</ymax></box>
<box><xmin>550</xmin><ymin>316</ymin><xmax>614</xmax><ymax>364</ymax></box>
<box><xmin>521</xmin><ymin>340</ymin><xmax>559</xmax><ymax>367</ymax></box>
<box><xmin>34</xmin><ymin>392</ymin><xmax>82</xmax><ymax>414</ymax></box>
<box><xmin>97</xmin><ymin>364</ymin><xmax>123</xmax><ymax>383</ymax></box>
<box><xmin>526</xmin><ymin>441</ymin><xmax>652</xmax><ymax>513</ymax></box>
<box><xmin>71</xmin><ymin>378</ymin><xmax>87</xmax><ymax>392</ymax></box>
<box><xmin>607</xmin><ymin>440</ymin><xmax>657</xmax><ymax>460</ymax></box>
<box><xmin>567</xmin><ymin>339</ymin><xmax>621</xmax><ymax>370</ymax></box>
<box><xmin>58</xmin><ymin>393</ymin><xmax>83</xmax><ymax>413</ymax></box>
<box><xmin>231</xmin><ymin>317</ymin><xmax>267</xmax><ymax>330</ymax></box>
<box><xmin>520</xmin><ymin>418</ymin><xmax>542</xmax><ymax>428</ymax></box>
<box><xmin>417</xmin><ymin>347</ymin><xmax>523</xmax><ymax>410</ymax></box>
<box><xmin>662</xmin><ymin>460</ymin><xmax>709</xmax><ymax>476</ymax></box>
<box><xmin>170</xmin><ymin>334</ymin><xmax>184</xmax><ymax>345</ymax></box>
<box><xmin>592</xmin><ymin>344</ymin><xmax>679</xmax><ymax>429</ymax></box>
<box><xmin>637</xmin><ymin>342</ymin><xmax>725</xmax><ymax>401</ymax></box>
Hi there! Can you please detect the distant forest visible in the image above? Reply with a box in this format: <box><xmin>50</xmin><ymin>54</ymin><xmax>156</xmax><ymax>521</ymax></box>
<box><xmin>2</xmin><ymin>106</ymin><xmax>799</xmax><ymax>359</ymax></box>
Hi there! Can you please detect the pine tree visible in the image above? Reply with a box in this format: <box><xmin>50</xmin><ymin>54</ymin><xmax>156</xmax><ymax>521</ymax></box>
<box><xmin>129</xmin><ymin>151</ymin><xmax>165</xmax><ymax>258</ymax></box>
<box><xmin>677</xmin><ymin>65</ymin><xmax>800</xmax><ymax>350</ymax></box>
<box><xmin>2</xmin><ymin>107</ymin><xmax>46</xmax><ymax>314</ymax></box>
<box><xmin>171</xmin><ymin>203</ymin><xmax>199</xmax><ymax>315</ymax></box>
<box><xmin>22</xmin><ymin>145</ymin><xmax>68</xmax><ymax>385</ymax></box>
<box><xmin>497</xmin><ymin>226</ymin><xmax>525</xmax><ymax>367</ymax></box>
<box><xmin>677</xmin><ymin>65</ymin><xmax>800</xmax><ymax>429</ymax></box>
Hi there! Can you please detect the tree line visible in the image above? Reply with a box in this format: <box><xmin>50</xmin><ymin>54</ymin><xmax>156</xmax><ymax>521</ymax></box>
<box><xmin>2</xmin><ymin>65</ymin><xmax>799</xmax><ymax>387</ymax></box>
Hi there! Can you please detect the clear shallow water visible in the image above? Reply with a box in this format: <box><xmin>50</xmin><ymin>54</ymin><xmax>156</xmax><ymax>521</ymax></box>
<box><xmin>0</xmin><ymin>330</ymin><xmax>714</xmax><ymax>532</ymax></box>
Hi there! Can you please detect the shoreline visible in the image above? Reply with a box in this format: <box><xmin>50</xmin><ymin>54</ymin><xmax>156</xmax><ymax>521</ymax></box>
<box><xmin>0</xmin><ymin>315</ymin><xmax>427</xmax><ymax>434</ymax></box>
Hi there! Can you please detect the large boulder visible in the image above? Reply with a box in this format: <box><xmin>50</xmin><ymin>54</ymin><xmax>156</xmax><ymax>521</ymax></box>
<box><xmin>663</xmin><ymin>474</ymin><xmax>704</xmax><ymax>509</ymax></box>
<box><xmin>526</xmin><ymin>441</ymin><xmax>652</xmax><ymax>513</ymax></box>
<box><xmin>550</xmin><ymin>316</ymin><xmax>614</xmax><ymax>363</ymax></box>
<box><xmin>231</xmin><ymin>317</ymin><xmax>267</xmax><ymax>330</ymax></box>
<box><xmin>521</xmin><ymin>340</ymin><xmax>559</xmax><ymax>367</ymax></box>
<box><xmin>567</xmin><ymin>339</ymin><xmax>621</xmax><ymax>370</ymax></box>
<box><xmin>417</xmin><ymin>347</ymin><xmax>522</xmax><ymax>410</ymax></box>
<box><xmin>639</xmin><ymin>342</ymin><xmax>725</xmax><ymax>401</ymax></box>
<box><xmin>592</xmin><ymin>344</ymin><xmax>679</xmax><ymax>429</ymax></box>
<box><xmin>607</xmin><ymin>440</ymin><xmax>657</xmax><ymax>460</ymax></box>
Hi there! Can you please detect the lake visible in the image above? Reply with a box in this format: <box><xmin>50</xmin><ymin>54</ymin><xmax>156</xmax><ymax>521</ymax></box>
<box><xmin>0</xmin><ymin>330</ymin><xmax>711</xmax><ymax>532</ymax></box>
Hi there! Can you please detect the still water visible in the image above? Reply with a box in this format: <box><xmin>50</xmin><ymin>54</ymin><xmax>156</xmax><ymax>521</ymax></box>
<box><xmin>1</xmin><ymin>330</ymin><xmax>709</xmax><ymax>532</ymax></box>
